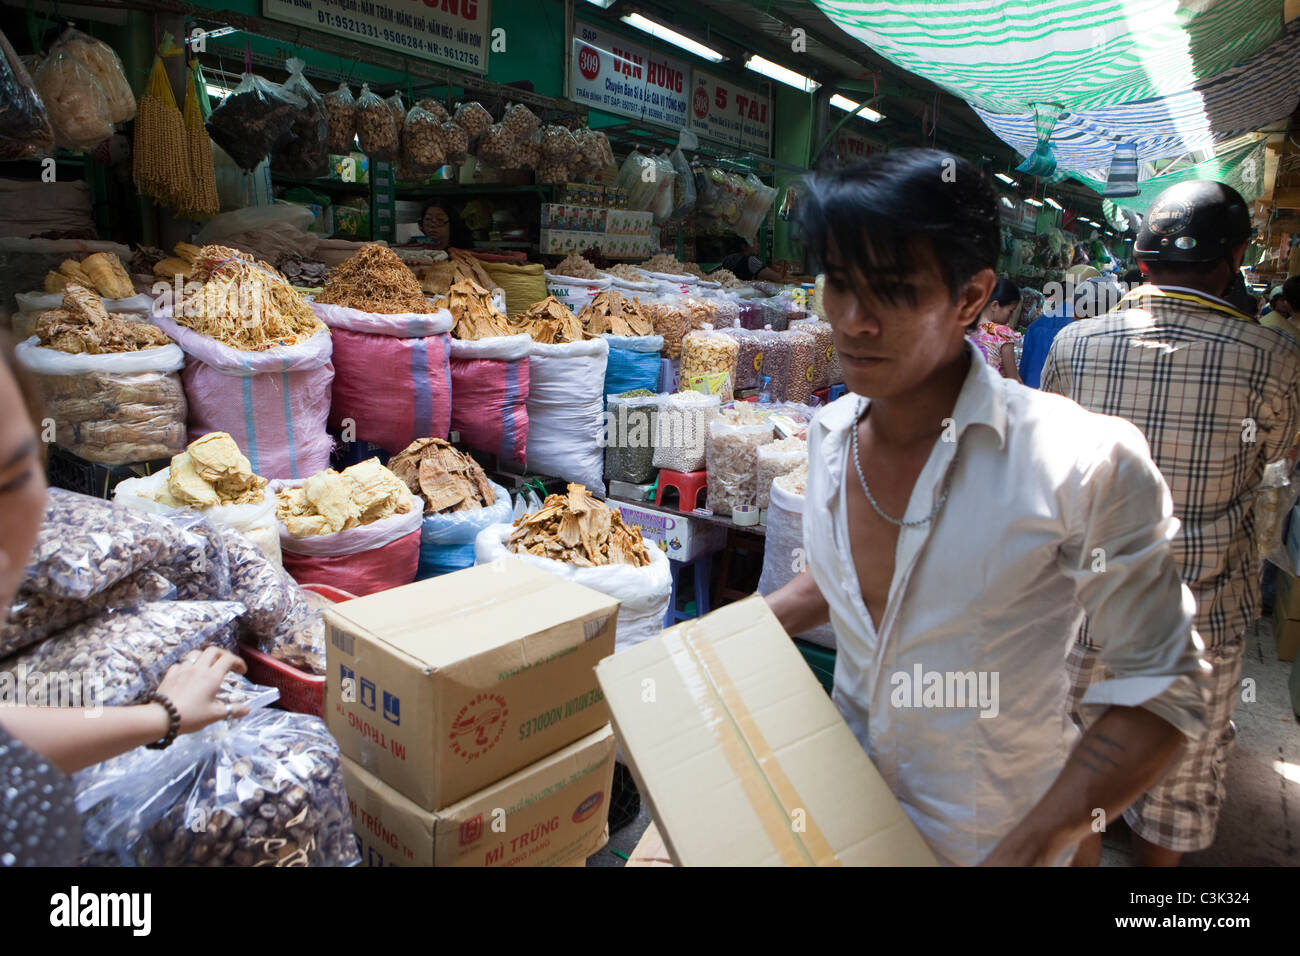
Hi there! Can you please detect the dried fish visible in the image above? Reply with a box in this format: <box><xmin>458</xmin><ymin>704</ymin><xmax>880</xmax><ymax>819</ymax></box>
<box><xmin>506</xmin><ymin>483</ymin><xmax>651</xmax><ymax>568</ymax></box>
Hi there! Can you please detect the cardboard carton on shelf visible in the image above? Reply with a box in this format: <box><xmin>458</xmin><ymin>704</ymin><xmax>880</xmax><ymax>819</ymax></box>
<box><xmin>325</xmin><ymin>560</ymin><xmax>618</xmax><ymax>811</ymax></box>
<box><xmin>343</xmin><ymin>725</ymin><xmax>616</xmax><ymax>867</ymax></box>
<box><xmin>612</xmin><ymin>501</ymin><xmax>726</xmax><ymax>563</ymax></box>
<box><xmin>595</xmin><ymin>595</ymin><xmax>938</xmax><ymax>866</ymax></box>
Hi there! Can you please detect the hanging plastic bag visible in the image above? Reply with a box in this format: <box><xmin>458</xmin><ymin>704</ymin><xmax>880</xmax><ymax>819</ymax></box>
<box><xmin>354</xmin><ymin>83</ymin><xmax>398</xmax><ymax>161</ymax></box>
<box><xmin>1259</xmin><ymin>460</ymin><xmax>1300</xmax><ymax>571</ymax></box>
<box><xmin>273</xmin><ymin>57</ymin><xmax>329</xmax><ymax>178</ymax></box>
<box><xmin>323</xmin><ymin>82</ymin><xmax>356</xmax><ymax>154</ymax></box>
<box><xmin>74</xmin><ymin>707</ymin><xmax>360</xmax><ymax>866</ymax></box>
<box><xmin>452</xmin><ymin>100</ymin><xmax>492</xmax><ymax>138</ymax></box>
<box><xmin>668</xmin><ymin>147</ymin><xmax>696</xmax><ymax>220</ymax></box>
<box><xmin>400</xmin><ymin>102</ymin><xmax>446</xmax><ymax>180</ymax></box>
<box><xmin>0</xmin><ymin>27</ymin><xmax>55</xmax><ymax>159</ymax></box>
<box><xmin>649</xmin><ymin>154</ymin><xmax>678</xmax><ymax>224</ymax></box>
<box><xmin>205</xmin><ymin>71</ymin><xmax>304</xmax><ymax>172</ymax></box>
<box><xmin>50</xmin><ymin>26</ymin><xmax>135</xmax><ymax>123</ymax></box>
<box><xmin>33</xmin><ymin>39</ymin><xmax>113</xmax><ymax>150</ymax></box>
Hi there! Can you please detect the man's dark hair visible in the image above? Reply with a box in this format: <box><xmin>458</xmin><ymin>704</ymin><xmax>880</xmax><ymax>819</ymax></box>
<box><xmin>793</xmin><ymin>149</ymin><xmax>1000</xmax><ymax>305</ymax></box>
<box><xmin>1284</xmin><ymin>275</ymin><xmax>1300</xmax><ymax>311</ymax></box>
<box><xmin>1122</xmin><ymin>268</ymin><xmax>1143</xmax><ymax>285</ymax></box>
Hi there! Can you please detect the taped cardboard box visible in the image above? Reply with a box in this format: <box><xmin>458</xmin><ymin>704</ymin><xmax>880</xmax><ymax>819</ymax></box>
<box><xmin>343</xmin><ymin>725</ymin><xmax>616</xmax><ymax>867</ymax></box>
<box><xmin>596</xmin><ymin>595</ymin><xmax>937</xmax><ymax>866</ymax></box>
<box><xmin>325</xmin><ymin>559</ymin><xmax>618</xmax><ymax>811</ymax></box>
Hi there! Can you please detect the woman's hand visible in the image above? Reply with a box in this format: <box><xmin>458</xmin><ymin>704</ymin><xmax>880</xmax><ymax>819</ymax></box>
<box><xmin>155</xmin><ymin>647</ymin><xmax>251</xmax><ymax>734</ymax></box>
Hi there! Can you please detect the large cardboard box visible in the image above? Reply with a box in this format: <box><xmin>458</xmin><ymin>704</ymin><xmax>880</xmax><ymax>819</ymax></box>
<box><xmin>343</xmin><ymin>725</ymin><xmax>616</xmax><ymax>867</ymax></box>
<box><xmin>325</xmin><ymin>560</ymin><xmax>619</xmax><ymax>811</ymax></box>
<box><xmin>595</xmin><ymin>595</ymin><xmax>937</xmax><ymax>866</ymax></box>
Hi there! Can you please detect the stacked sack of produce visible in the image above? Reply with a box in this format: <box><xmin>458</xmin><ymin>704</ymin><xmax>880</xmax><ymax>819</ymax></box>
<box><xmin>273</xmin><ymin>458</ymin><xmax>422</xmax><ymax>596</ymax></box>
<box><xmin>604</xmin><ymin>390</ymin><xmax>659</xmax><ymax>485</ymax></box>
<box><xmin>442</xmin><ymin>278</ymin><xmax>530</xmax><ymax>466</ymax></box>
<box><xmin>576</xmin><ymin>290</ymin><xmax>662</xmax><ymax>398</ymax></box>
<box><xmin>310</xmin><ymin>243</ymin><xmax>453</xmax><ymax>453</ymax></box>
<box><xmin>388</xmin><ymin>438</ymin><xmax>511</xmax><ymax>579</ymax></box>
<box><xmin>680</xmin><ymin>326</ymin><xmax>739</xmax><ymax>401</ymax></box>
<box><xmin>758</xmin><ymin>465</ymin><xmax>833</xmax><ymax>648</ymax></box>
<box><xmin>113</xmin><ymin>432</ymin><xmax>282</xmax><ymax>564</ymax></box>
<box><xmin>653</xmin><ymin>390</ymin><xmax>720</xmax><ymax>473</ymax></box>
<box><xmin>15</xmin><ymin>282</ymin><xmax>188</xmax><ymax>465</ymax></box>
<box><xmin>150</xmin><ymin>244</ymin><xmax>333</xmax><ymax>479</ymax></box>
<box><xmin>475</xmin><ymin>483</ymin><xmax>670</xmax><ymax>654</ymax></box>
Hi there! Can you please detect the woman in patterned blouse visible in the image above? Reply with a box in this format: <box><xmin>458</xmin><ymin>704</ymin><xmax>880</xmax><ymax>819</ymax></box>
<box><xmin>968</xmin><ymin>277</ymin><xmax>1023</xmax><ymax>383</ymax></box>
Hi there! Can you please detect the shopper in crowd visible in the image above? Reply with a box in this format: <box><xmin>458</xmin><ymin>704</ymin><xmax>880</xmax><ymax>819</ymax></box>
<box><xmin>1018</xmin><ymin>275</ymin><xmax>1120</xmax><ymax>388</ymax></box>
<box><xmin>1260</xmin><ymin>285</ymin><xmax>1293</xmax><ymax>319</ymax></box>
<box><xmin>717</xmin><ymin>236</ymin><xmax>786</xmax><ymax>283</ymax></box>
<box><xmin>966</xmin><ymin>277</ymin><xmax>1023</xmax><ymax>382</ymax></box>
<box><xmin>1285</xmin><ymin>275</ymin><xmax>1300</xmax><ymax>313</ymax></box>
<box><xmin>768</xmin><ymin>150</ymin><xmax>1206</xmax><ymax>867</ymax></box>
<box><xmin>0</xmin><ymin>336</ymin><xmax>249</xmax><ymax>867</ymax></box>
<box><xmin>1042</xmin><ymin>180</ymin><xmax>1300</xmax><ymax>867</ymax></box>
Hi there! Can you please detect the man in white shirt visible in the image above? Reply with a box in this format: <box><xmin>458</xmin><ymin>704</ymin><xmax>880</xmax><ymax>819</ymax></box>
<box><xmin>765</xmin><ymin>150</ymin><xmax>1208</xmax><ymax>866</ymax></box>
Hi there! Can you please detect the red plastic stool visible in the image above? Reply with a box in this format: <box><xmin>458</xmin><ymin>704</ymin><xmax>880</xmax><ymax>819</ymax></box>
<box><xmin>655</xmin><ymin>469</ymin><xmax>708</xmax><ymax>511</ymax></box>
<box><xmin>813</xmin><ymin>387</ymin><xmax>831</xmax><ymax>405</ymax></box>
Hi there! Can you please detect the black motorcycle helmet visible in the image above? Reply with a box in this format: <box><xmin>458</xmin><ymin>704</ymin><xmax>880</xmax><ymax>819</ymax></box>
<box><xmin>1134</xmin><ymin>180</ymin><xmax>1252</xmax><ymax>264</ymax></box>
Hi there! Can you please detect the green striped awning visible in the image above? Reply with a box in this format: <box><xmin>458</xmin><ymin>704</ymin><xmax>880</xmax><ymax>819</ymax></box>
<box><xmin>1087</xmin><ymin>138</ymin><xmax>1266</xmax><ymax>215</ymax></box>
<box><xmin>811</xmin><ymin>0</ymin><xmax>1285</xmax><ymax>113</ymax></box>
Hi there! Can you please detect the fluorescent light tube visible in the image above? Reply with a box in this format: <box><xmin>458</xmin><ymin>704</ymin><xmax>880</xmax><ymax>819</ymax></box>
<box><xmin>829</xmin><ymin>93</ymin><xmax>883</xmax><ymax>123</ymax></box>
<box><xmin>1024</xmin><ymin>197</ymin><xmax>1043</xmax><ymax>207</ymax></box>
<box><xmin>746</xmin><ymin>54</ymin><xmax>819</xmax><ymax>92</ymax></box>
<box><xmin>620</xmin><ymin>14</ymin><xmax>726</xmax><ymax>62</ymax></box>
<box><xmin>1045</xmin><ymin>197</ymin><xmax>1063</xmax><ymax>210</ymax></box>
<box><xmin>584</xmin><ymin>0</ymin><xmax>617</xmax><ymax>7</ymax></box>
<box><xmin>994</xmin><ymin>173</ymin><xmax>1017</xmax><ymax>185</ymax></box>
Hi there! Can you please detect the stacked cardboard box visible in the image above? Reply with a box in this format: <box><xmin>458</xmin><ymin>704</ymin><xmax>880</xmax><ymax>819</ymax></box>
<box><xmin>326</xmin><ymin>560</ymin><xmax>620</xmax><ymax>866</ymax></box>
<box><xmin>1273</xmin><ymin>567</ymin><xmax>1300</xmax><ymax>662</ymax></box>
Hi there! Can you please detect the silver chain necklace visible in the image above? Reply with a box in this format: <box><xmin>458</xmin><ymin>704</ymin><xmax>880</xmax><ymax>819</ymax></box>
<box><xmin>851</xmin><ymin>400</ymin><xmax>960</xmax><ymax>528</ymax></box>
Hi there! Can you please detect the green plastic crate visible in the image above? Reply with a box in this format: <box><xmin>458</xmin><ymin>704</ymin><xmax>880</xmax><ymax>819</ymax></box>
<box><xmin>794</xmin><ymin>638</ymin><xmax>835</xmax><ymax>696</ymax></box>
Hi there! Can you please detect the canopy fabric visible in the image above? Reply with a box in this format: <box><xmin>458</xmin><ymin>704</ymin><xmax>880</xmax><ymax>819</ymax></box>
<box><xmin>972</xmin><ymin>20</ymin><xmax>1300</xmax><ymax>174</ymax></box>
<box><xmin>1083</xmin><ymin>138</ymin><xmax>1267</xmax><ymax>214</ymax></box>
<box><xmin>812</xmin><ymin>0</ymin><xmax>1285</xmax><ymax>114</ymax></box>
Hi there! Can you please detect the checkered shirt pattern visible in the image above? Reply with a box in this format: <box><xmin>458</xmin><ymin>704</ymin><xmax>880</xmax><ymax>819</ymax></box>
<box><xmin>1042</xmin><ymin>288</ymin><xmax>1300</xmax><ymax>650</ymax></box>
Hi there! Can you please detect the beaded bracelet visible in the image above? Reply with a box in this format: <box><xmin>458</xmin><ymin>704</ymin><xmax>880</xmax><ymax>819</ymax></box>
<box><xmin>145</xmin><ymin>692</ymin><xmax>181</xmax><ymax>750</ymax></box>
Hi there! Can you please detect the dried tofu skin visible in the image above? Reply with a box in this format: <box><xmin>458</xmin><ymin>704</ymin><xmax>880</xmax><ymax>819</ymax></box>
<box><xmin>303</xmin><ymin>471</ymin><xmax>361</xmax><ymax>532</ymax></box>
<box><xmin>167</xmin><ymin>452</ymin><xmax>221</xmax><ymax>508</ymax></box>
<box><xmin>342</xmin><ymin>458</ymin><xmax>410</xmax><ymax>521</ymax></box>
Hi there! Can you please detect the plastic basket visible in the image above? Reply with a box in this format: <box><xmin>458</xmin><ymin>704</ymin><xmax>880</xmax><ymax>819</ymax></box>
<box><xmin>45</xmin><ymin>446</ymin><xmax>172</xmax><ymax>500</ymax></box>
<box><xmin>237</xmin><ymin>583</ymin><xmax>354</xmax><ymax>717</ymax></box>
<box><xmin>793</xmin><ymin>637</ymin><xmax>835</xmax><ymax>696</ymax></box>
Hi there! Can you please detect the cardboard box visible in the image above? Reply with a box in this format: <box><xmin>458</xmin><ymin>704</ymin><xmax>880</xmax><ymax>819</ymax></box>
<box><xmin>1273</xmin><ymin>569</ymin><xmax>1300</xmax><ymax>662</ymax></box>
<box><xmin>325</xmin><ymin>560</ymin><xmax>619</xmax><ymax>811</ymax></box>
<box><xmin>343</xmin><ymin>725</ymin><xmax>616</xmax><ymax>867</ymax></box>
<box><xmin>613</xmin><ymin>502</ymin><xmax>726</xmax><ymax>562</ymax></box>
<box><xmin>595</xmin><ymin>596</ymin><xmax>938</xmax><ymax>866</ymax></box>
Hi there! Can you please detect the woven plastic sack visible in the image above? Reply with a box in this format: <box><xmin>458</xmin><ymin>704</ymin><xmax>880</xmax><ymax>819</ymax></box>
<box><xmin>758</xmin><ymin>480</ymin><xmax>834</xmax><ymax>649</ymax></box>
<box><xmin>545</xmin><ymin>271</ymin><xmax>611</xmax><ymax>313</ymax></box>
<box><xmin>604</xmin><ymin>392</ymin><xmax>659</xmax><ymax>484</ymax></box>
<box><xmin>309</xmin><ymin>302</ymin><xmax>453</xmax><ymax>453</ymax></box>
<box><xmin>273</xmin><ymin>479</ymin><xmax>422</xmax><ymax>596</ymax></box>
<box><xmin>74</xmin><ymin>707</ymin><xmax>360</xmax><ymax>866</ymax></box>
<box><xmin>448</xmin><ymin>334</ymin><xmax>530</xmax><ymax>466</ymax></box>
<box><xmin>416</xmin><ymin>479</ymin><xmax>512</xmax><ymax>579</ymax></box>
<box><xmin>603</xmin><ymin>334</ymin><xmax>663</xmax><ymax>398</ymax></box>
<box><xmin>149</xmin><ymin>310</ymin><xmax>333</xmax><ymax>480</ymax></box>
<box><xmin>482</xmin><ymin>260</ymin><xmax>546</xmax><ymax>315</ymax></box>
<box><xmin>653</xmin><ymin>391</ymin><xmax>720</xmax><ymax>472</ymax></box>
<box><xmin>525</xmin><ymin>337</ymin><xmax>608</xmax><ymax>489</ymax></box>
<box><xmin>475</xmin><ymin>524</ymin><xmax>671</xmax><ymax>655</ymax></box>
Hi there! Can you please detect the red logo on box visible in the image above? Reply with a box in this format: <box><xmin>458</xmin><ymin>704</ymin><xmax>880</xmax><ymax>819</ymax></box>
<box><xmin>460</xmin><ymin>814</ymin><xmax>484</xmax><ymax>845</ymax></box>
<box><xmin>449</xmin><ymin>693</ymin><xmax>509</xmax><ymax>761</ymax></box>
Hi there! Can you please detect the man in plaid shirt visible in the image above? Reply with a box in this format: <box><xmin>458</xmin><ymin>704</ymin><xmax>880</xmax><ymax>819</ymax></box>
<box><xmin>1043</xmin><ymin>180</ymin><xmax>1300</xmax><ymax>865</ymax></box>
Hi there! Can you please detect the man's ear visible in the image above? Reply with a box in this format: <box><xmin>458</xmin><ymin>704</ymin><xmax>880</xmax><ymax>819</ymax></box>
<box><xmin>958</xmin><ymin>268</ymin><xmax>997</xmax><ymax>326</ymax></box>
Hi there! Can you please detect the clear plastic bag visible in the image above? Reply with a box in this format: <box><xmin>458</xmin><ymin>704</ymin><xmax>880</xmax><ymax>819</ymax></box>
<box><xmin>705</xmin><ymin>414</ymin><xmax>773</xmax><ymax>516</ymax></box>
<box><xmin>575</xmin><ymin>127</ymin><xmax>614</xmax><ymax>174</ymax></box>
<box><xmin>205</xmin><ymin>71</ymin><xmax>304</xmax><ymax>172</ymax></box>
<box><xmin>6</xmin><ymin>600</ymin><xmax>242</xmax><ymax>708</ymax></box>
<box><xmin>75</xmin><ymin>707</ymin><xmax>360</xmax><ymax>866</ymax></box>
<box><xmin>721</xmin><ymin>326</ymin><xmax>762</xmax><ymax>391</ymax></box>
<box><xmin>51</xmin><ymin>26</ymin><xmax>134</xmax><ymax>123</ymax></box>
<box><xmin>440</xmin><ymin>120</ymin><xmax>469</xmax><ymax>163</ymax></box>
<box><xmin>33</xmin><ymin>41</ymin><xmax>113</xmax><ymax>150</ymax></box>
<box><xmin>502</xmin><ymin>102</ymin><xmax>539</xmax><ymax>139</ymax></box>
<box><xmin>781</xmin><ymin>329</ymin><xmax>817</xmax><ymax>404</ymax></box>
<box><xmin>668</xmin><ymin>147</ymin><xmax>696</xmax><ymax>220</ymax></box>
<box><xmin>755</xmin><ymin>436</ymin><xmax>807</xmax><ymax>509</ymax></box>
<box><xmin>791</xmin><ymin>318</ymin><xmax>833</xmax><ymax>390</ymax></box>
<box><xmin>0</xmin><ymin>27</ymin><xmax>54</xmax><ymax>159</ymax></box>
<box><xmin>604</xmin><ymin>392</ymin><xmax>660</xmax><ymax>484</ymax></box>
<box><xmin>400</xmin><ymin>102</ymin><xmax>446</xmax><ymax>180</ymax></box>
<box><xmin>649</xmin><ymin>154</ymin><xmax>678</xmax><ymax>224</ymax></box>
<box><xmin>453</xmin><ymin>100</ymin><xmax>492</xmax><ymax>138</ymax></box>
<box><xmin>1259</xmin><ymin>460</ymin><xmax>1300</xmax><ymax>569</ymax></box>
<box><xmin>323</xmin><ymin>82</ymin><xmax>356</xmax><ymax>154</ymax></box>
<box><xmin>680</xmin><ymin>327</ymin><xmax>739</xmax><ymax>400</ymax></box>
<box><xmin>473</xmin><ymin>121</ymin><xmax>518</xmax><ymax>168</ymax></box>
<box><xmin>416</xmin><ymin>97</ymin><xmax>449</xmax><ymax>122</ymax></box>
<box><xmin>272</xmin><ymin>58</ymin><xmax>329</xmax><ymax>178</ymax></box>
<box><xmin>354</xmin><ymin>83</ymin><xmax>398</xmax><ymax>161</ymax></box>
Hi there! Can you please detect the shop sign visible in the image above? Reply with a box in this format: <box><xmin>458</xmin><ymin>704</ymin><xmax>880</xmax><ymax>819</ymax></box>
<box><xmin>569</xmin><ymin>21</ymin><xmax>689</xmax><ymax>129</ymax></box>
<box><xmin>687</xmin><ymin>69</ymin><xmax>771</xmax><ymax>156</ymax></box>
<box><xmin>263</xmin><ymin>0</ymin><xmax>491</xmax><ymax>73</ymax></box>
<box><xmin>833</xmin><ymin>128</ymin><xmax>882</xmax><ymax>166</ymax></box>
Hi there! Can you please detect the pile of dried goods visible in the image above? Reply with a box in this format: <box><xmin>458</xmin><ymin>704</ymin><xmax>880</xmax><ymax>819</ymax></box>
<box><xmin>709</xmin><ymin>268</ymin><xmax>744</xmax><ymax>288</ymax></box>
<box><xmin>313</xmin><ymin>243</ymin><xmax>427</xmax><ymax>313</ymax></box>
<box><xmin>577</xmin><ymin>290</ymin><xmax>653</xmax><ymax>336</ymax></box>
<box><xmin>774</xmin><ymin>463</ymin><xmax>808</xmax><ymax>496</ymax></box>
<box><xmin>553</xmin><ymin>253</ymin><xmax>601</xmax><ymax>280</ymax></box>
<box><xmin>35</xmin><ymin>285</ymin><xmax>171</xmax><ymax>354</ymax></box>
<box><xmin>152</xmin><ymin>433</ymin><xmax>267</xmax><ymax>509</ymax></box>
<box><xmin>445</xmin><ymin>277</ymin><xmax>512</xmax><ymax>340</ymax></box>
<box><xmin>151</xmin><ymin>242</ymin><xmax>201</xmax><ymax>281</ymax></box>
<box><xmin>388</xmin><ymin>438</ymin><xmax>495</xmax><ymax>514</ymax></box>
<box><xmin>511</xmin><ymin>296</ymin><xmax>586</xmax><ymax>344</ymax></box>
<box><xmin>276</xmin><ymin>458</ymin><xmax>412</xmax><ymax>537</ymax></box>
<box><xmin>605</xmin><ymin>263</ymin><xmax>646</xmax><ymax>282</ymax></box>
<box><xmin>275</xmin><ymin>253</ymin><xmax>330</xmax><ymax>289</ymax></box>
<box><xmin>420</xmin><ymin>249</ymin><xmax>498</xmax><ymax>296</ymax></box>
<box><xmin>173</xmin><ymin>245</ymin><xmax>323</xmax><ymax>350</ymax></box>
<box><xmin>44</xmin><ymin>252</ymin><xmax>135</xmax><ymax>298</ymax></box>
<box><xmin>507</xmin><ymin>484</ymin><xmax>651</xmax><ymax>568</ymax></box>
<box><xmin>641</xmin><ymin>253</ymin><xmax>691</xmax><ymax>276</ymax></box>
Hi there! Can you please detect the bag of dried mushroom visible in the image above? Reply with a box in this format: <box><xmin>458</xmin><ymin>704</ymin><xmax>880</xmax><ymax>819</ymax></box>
<box><xmin>74</xmin><ymin>706</ymin><xmax>359</xmax><ymax>866</ymax></box>
<box><xmin>272</xmin><ymin>459</ymin><xmax>423</xmax><ymax>596</ymax></box>
<box><xmin>310</xmin><ymin>244</ymin><xmax>454</xmax><ymax>452</ymax></box>
<box><xmin>474</xmin><ymin>483</ymin><xmax>671</xmax><ymax>654</ymax></box>
<box><xmin>388</xmin><ymin>438</ymin><xmax>513</xmax><ymax>579</ymax></box>
<box><xmin>113</xmin><ymin>432</ymin><xmax>281</xmax><ymax>565</ymax></box>
<box><xmin>14</xmin><ymin>324</ymin><xmax>187</xmax><ymax>465</ymax></box>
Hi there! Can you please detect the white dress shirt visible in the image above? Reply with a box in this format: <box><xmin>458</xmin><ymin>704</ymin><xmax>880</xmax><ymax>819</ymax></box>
<box><xmin>803</xmin><ymin>342</ymin><xmax>1208</xmax><ymax>866</ymax></box>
